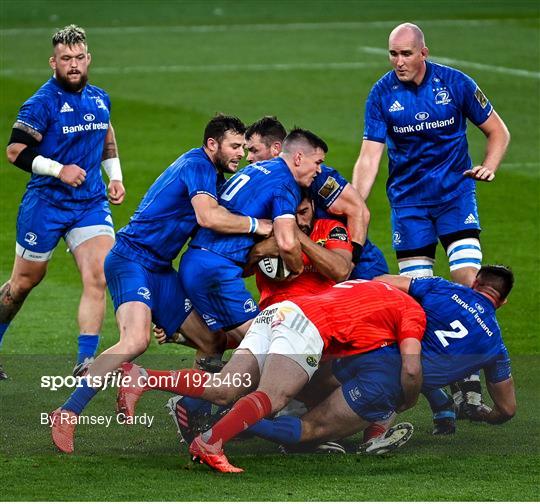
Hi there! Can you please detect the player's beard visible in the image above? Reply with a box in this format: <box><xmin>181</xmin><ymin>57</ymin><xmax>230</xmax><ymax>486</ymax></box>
<box><xmin>214</xmin><ymin>149</ymin><xmax>239</xmax><ymax>174</ymax></box>
<box><xmin>56</xmin><ymin>71</ymin><xmax>88</xmax><ymax>92</ymax></box>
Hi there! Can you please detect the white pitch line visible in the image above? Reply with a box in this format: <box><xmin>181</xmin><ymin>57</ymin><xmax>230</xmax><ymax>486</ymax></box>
<box><xmin>0</xmin><ymin>18</ymin><xmax>518</xmax><ymax>36</ymax></box>
<box><xmin>359</xmin><ymin>46</ymin><xmax>540</xmax><ymax>79</ymax></box>
<box><xmin>0</xmin><ymin>61</ymin><xmax>383</xmax><ymax>77</ymax></box>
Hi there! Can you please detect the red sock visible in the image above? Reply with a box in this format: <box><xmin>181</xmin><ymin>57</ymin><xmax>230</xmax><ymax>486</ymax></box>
<box><xmin>363</xmin><ymin>422</ymin><xmax>387</xmax><ymax>442</ymax></box>
<box><xmin>144</xmin><ymin>368</ymin><xmax>208</xmax><ymax>397</ymax></box>
<box><xmin>204</xmin><ymin>391</ymin><xmax>272</xmax><ymax>446</ymax></box>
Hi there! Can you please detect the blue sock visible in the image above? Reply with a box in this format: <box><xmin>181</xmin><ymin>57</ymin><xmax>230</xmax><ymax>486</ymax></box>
<box><xmin>181</xmin><ymin>396</ymin><xmax>212</xmax><ymax>415</ymax></box>
<box><xmin>433</xmin><ymin>410</ymin><xmax>456</xmax><ymax>421</ymax></box>
<box><xmin>246</xmin><ymin>415</ymin><xmax>302</xmax><ymax>445</ymax></box>
<box><xmin>0</xmin><ymin>322</ymin><xmax>10</xmax><ymax>346</ymax></box>
<box><xmin>77</xmin><ymin>334</ymin><xmax>100</xmax><ymax>364</ymax></box>
<box><xmin>62</xmin><ymin>380</ymin><xmax>99</xmax><ymax>415</ymax></box>
<box><xmin>424</xmin><ymin>388</ymin><xmax>453</xmax><ymax>413</ymax></box>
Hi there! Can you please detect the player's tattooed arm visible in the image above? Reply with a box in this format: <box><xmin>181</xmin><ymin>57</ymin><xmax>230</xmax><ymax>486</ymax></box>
<box><xmin>102</xmin><ymin>123</ymin><xmax>119</xmax><ymax>160</ymax></box>
<box><xmin>6</xmin><ymin>122</ymin><xmax>43</xmax><ymax>164</ymax></box>
<box><xmin>11</xmin><ymin>121</ymin><xmax>43</xmax><ymax>143</ymax></box>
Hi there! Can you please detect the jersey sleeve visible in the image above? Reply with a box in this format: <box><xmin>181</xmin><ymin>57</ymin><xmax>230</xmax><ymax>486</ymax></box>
<box><xmin>320</xmin><ymin>220</ymin><xmax>353</xmax><ymax>252</ymax></box>
<box><xmin>483</xmin><ymin>344</ymin><xmax>512</xmax><ymax>383</ymax></box>
<box><xmin>363</xmin><ymin>85</ymin><xmax>387</xmax><ymax>143</ymax></box>
<box><xmin>309</xmin><ymin>165</ymin><xmax>348</xmax><ymax>210</ymax></box>
<box><xmin>272</xmin><ymin>183</ymin><xmax>300</xmax><ymax>220</ymax></box>
<box><xmin>409</xmin><ymin>276</ymin><xmax>445</xmax><ymax>301</ymax></box>
<box><xmin>397</xmin><ymin>298</ymin><xmax>427</xmax><ymax>342</ymax></box>
<box><xmin>16</xmin><ymin>94</ymin><xmax>51</xmax><ymax>134</ymax></box>
<box><xmin>458</xmin><ymin>73</ymin><xmax>493</xmax><ymax>126</ymax></box>
<box><xmin>184</xmin><ymin>161</ymin><xmax>218</xmax><ymax>200</ymax></box>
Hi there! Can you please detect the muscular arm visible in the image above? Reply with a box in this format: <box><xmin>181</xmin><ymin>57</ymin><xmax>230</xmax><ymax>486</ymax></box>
<box><xmin>191</xmin><ymin>194</ymin><xmax>272</xmax><ymax>236</ymax></box>
<box><xmin>464</xmin><ymin>111</ymin><xmax>510</xmax><ymax>182</ymax></box>
<box><xmin>326</xmin><ymin>184</ymin><xmax>370</xmax><ymax>246</ymax></box>
<box><xmin>351</xmin><ymin>139</ymin><xmax>385</xmax><ymax>201</ymax></box>
<box><xmin>476</xmin><ymin>377</ymin><xmax>516</xmax><ymax>424</ymax></box>
<box><xmin>102</xmin><ymin>123</ymin><xmax>119</xmax><ymax>160</ymax></box>
<box><xmin>397</xmin><ymin>337</ymin><xmax>422</xmax><ymax>412</ymax></box>
<box><xmin>243</xmin><ymin>236</ymin><xmax>279</xmax><ymax>277</ymax></box>
<box><xmin>6</xmin><ymin>121</ymin><xmax>43</xmax><ymax>164</ymax></box>
<box><xmin>274</xmin><ymin>217</ymin><xmax>303</xmax><ymax>276</ymax></box>
<box><xmin>374</xmin><ymin>274</ymin><xmax>412</xmax><ymax>293</ymax></box>
<box><xmin>298</xmin><ymin>231</ymin><xmax>352</xmax><ymax>282</ymax></box>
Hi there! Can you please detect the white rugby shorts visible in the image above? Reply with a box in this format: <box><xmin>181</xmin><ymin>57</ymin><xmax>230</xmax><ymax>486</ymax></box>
<box><xmin>237</xmin><ymin>301</ymin><xmax>323</xmax><ymax>379</ymax></box>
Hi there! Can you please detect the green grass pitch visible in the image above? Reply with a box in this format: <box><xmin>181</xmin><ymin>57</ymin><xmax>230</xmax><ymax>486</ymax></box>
<box><xmin>0</xmin><ymin>0</ymin><xmax>539</xmax><ymax>500</ymax></box>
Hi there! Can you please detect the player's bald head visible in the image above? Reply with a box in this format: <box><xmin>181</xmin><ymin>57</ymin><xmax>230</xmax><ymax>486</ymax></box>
<box><xmin>389</xmin><ymin>23</ymin><xmax>425</xmax><ymax>50</ymax></box>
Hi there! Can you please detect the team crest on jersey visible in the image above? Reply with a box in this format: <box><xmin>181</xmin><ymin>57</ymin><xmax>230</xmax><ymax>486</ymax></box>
<box><xmin>474</xmin><ymin>87</ymin><xmax>489</xmax><ymax>109</ymax></box>
<box><xmin>184</xmin><ymin>298</ymin><xmax>192</xmax><ymax>312</ymax></box>
<box><xmin>95</xmin><ymin>98</ymin><xmax>108</xmax><ymax>110</ymax></box>
<box><xmin>243</xmin><ymin>298</ymin><xmax>257</xmax><ymax>313</ymax></box>
<box><xmin>137</xmin><ymin>287</ymin><xmax>151</xmax><ymax>300</ymax></box>
<box><xmin>435</xmin><ymin>90</ymin><xmax>452</xmax><ymax>105</ymax></box>
<box><xmin>24</xmin><ymin>232</ymin><xmax>38</xmax><ymax>246</ymax></box>
<box><xmin>392</xmin><ymin>232</ymin><xmax>401</xmax><ymax>245</ymax></box>
<box><xmin>348</xmin><ymin>386</ymin><xmax>362</xmax><ymax>402</ymax></box>
<box><xmin>318</xmin><ymin>176</ymin><xmax>340</xmax><ymax>199</ymax></box>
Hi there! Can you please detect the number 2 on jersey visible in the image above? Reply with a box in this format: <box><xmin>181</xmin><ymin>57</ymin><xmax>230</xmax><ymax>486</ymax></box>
<box><xmin>434</xmin><ymin>320</ymin><xmax>469</xmax><ymax>348</ymax></box>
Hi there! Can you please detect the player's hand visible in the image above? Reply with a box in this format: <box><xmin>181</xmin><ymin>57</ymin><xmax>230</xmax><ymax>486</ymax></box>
<box><xmin>108</xmin><ymin>180</ymin><xmax>126</xmax><ymax>205</ymax></box>
<box><xmin>464</xmin><ymin>402</ymin><xmax>492</xmax><ymax>422</ymax></box>
<box><xmin>59</xmin><ymin>164</ymin><xmax>86</xmax><ymax>187</ymax></box>
<box><xmin>153</xmin><ymin>325</ymin><xmax>168</xmax><ymax>345</ymax></box>
<box><xmin>255</xmin><ymin>219</ymin><xmax>273</xmax><ymax>237</ymax></box>
<box><xmin>463</xmin><ymin>165</ymin><xmax>496</xmax><ymax>182</ymax></box>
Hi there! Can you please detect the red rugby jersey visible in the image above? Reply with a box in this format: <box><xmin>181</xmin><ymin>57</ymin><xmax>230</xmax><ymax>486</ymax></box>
<box><xmin>256</xmin><ymin>219</ymin><xmax>352</xmax><ymax>309</ymax></box>
<box><xmin>291</xmin><ymin>279</ymin><xmax>426</xmax><ymax>359</ymax></box>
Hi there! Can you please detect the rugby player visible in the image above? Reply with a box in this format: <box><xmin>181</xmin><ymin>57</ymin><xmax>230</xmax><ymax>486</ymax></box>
<box><xmin>117</xmin><ymin>279</ymin><xmax>426</xmax><ymax>472</ymax></box>
<box><xmin>49</xmin><ymin>115</ymin><xmax>272</xmax><ymax>453</ymax></box>
<box><xmin>1</xmin><ymin>25</ymin><xmax>125</xmax><ymax>379</ymax></box>
<box><xmin>178</xmin><ymin>128</ymin><xmax>327</xmax><ymax>344</ymax></box>
<box><xmin>238</xmin><ymin>266</ymin><xmax>516</xmax><ymax>456</ymax></box>
<box><xmin>352</xmin><ymin>23</ymin><xmax>510</xmax><ymax>419</ymax></box>
<box><xmin>245</xmin><ymin>116</ymin><xmax>388</xmax><ymax>280</ymax></box>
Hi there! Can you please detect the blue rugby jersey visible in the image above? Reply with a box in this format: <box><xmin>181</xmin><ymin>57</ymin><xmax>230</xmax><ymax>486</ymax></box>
<box><xmin>408</xmin><ymin>276</ymin><xmax>511</xmax><ymax>390</ymax></box>
<box><xmin>114</xmin><ymin>148</ymin><xmax>225</xmax><ymax>271</ymax></box>
<box><xmin>16</xmin><ymin>77</ymin><xmax>111</xmax><ymax>209</ymax></box>
<box><xmin>363</xmin><ymin>61</ymin><xmax>493</xmax><ymax>207</ymax></box>
<box><xmin>191</xmin><ymin>157</ymin><xmax>301</xmax><ymax>264</ymax></box>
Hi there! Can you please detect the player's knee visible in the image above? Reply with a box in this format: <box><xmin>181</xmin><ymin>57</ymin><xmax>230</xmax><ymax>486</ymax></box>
<box><xmin>10</xmin><ymin>269</ymin><xmax>45</xmax><ymax>296</ymax></box>
<box><xmin>81</xmin><ymin>266</ymin><xmax>107</xmax><ymax>293</ymax></box>
<box><xmin>119</xmin><ymin>333</ymin><xmax>150</xmax><ymax>356</ymax></box>
<box><xmin>397</xmin><ymin>257</ymin><xmax>435</xmax><ymax>278</ymax></box>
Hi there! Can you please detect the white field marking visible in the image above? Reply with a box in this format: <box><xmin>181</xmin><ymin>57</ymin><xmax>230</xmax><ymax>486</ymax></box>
<box><xmin>0</xmin><ymin>61</ymin><xmax>383</xmax><ymax>77</ymax></box>
<box><xmin>0</xmin><ymin>19</ymin><xmax>514</xmax><ymax>36</ymax></box>
<box><xmin>359</xmin><ymin>46</ymin><xmax>540</xmax><ymax>79</ymax></box>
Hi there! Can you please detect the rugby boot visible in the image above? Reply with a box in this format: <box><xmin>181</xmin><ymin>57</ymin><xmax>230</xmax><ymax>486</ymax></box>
<box><xmin>357</xmin><ymin>422</ymin><xmax>414</xmax><ymax>455</ymax></box>
<box><xmin>50</xmin><ymin>408</ymin><xmax>78</xmax><ymax>454</ymax></box>
<box><xmin>189</xmin><ymin>435</ymin><xmax>243</xmax><ymax>473</ymax></box>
